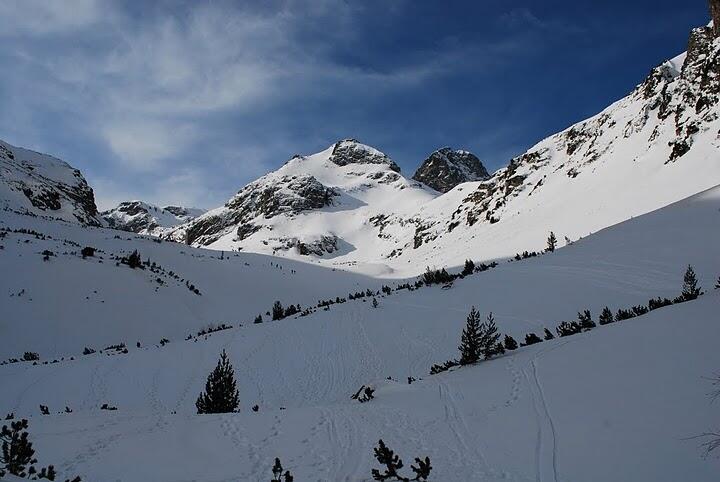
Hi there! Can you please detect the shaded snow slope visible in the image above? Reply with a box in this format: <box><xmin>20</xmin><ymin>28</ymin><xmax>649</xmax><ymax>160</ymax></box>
<box><xmin>0</xmin><ymin>212</ymin><xmax>385</xmax><ymax>361</ymax></box>
<box><xmin>1</xmin><ymin>185</ymin><xmax>718</xmax><ymax>481</ymax></box>
<box><xmin>0</xmin><ymin>140</ymin><xmax>101</xmax><ymax>226</ymax></box>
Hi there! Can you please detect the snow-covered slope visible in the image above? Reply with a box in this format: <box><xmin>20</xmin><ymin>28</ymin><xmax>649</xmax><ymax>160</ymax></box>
<box><xmin>0</xmin><ymin>140</ymin><xmax>101</xmax><ymax>226</ymax></box>
<box><xmin>0</xmin><ymin>208</ymin><xmax>390</xmax><ymax>361</ymax></box>
<box><xmin>1</xmin><ymin>184</ymin><xmax>719</xmax><ymax>481</ymax></box>
<box><xmin>169</xmin><ymin>25</ymin><xmax>720</xmax><ymax>278</ymax></box>
<box><xmin>101</xmin><ymin>201</ymin><xmax>205</xmax><ymax>236</ymax></box>
<box><xmin>382</xmin><ymin>25</ymin><xmax>720</xmax><ymax>272</ymax></box>
<box><xmin>2</xmin><ymin>20</ymin><xmax>720</xmax><ymax>482</ymax></box>
<box><xmin>167</xmin><ymin>139</ymin><xmax>438</xmax><ymax>276</ymax></box>
<box><xmin>412</xmin><ymin>147</ymin><xmax>489</xmax><ymax>193</ymax></box>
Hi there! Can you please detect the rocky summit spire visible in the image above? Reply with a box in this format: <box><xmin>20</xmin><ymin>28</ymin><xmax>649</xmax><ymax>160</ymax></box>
<box><xmin>711</xmin><ymin>0</ymin><xmax>720</xmax><ymax>37</ymax></box>
<box><xmin>412</xmin><ymin>148</ymin><xmax>489</xmax><ymax>193</ymax></box>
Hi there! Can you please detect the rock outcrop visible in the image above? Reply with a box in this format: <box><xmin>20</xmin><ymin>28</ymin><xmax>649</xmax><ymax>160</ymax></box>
<box><xmin>412</xmin><ymin>148</ymin><xmax>489</xmax><ymax>193</ymax></box>
<box><xmin>102</xmin><ymin>201</ymin><xmax>205</xmax><ymax>235</ymax></box>
<box><xmin>0</xmin><ymin>140</ymin><xmax>101</xmax><ymax>226</ymax></box>
<box><xmin>329</xmin><ymin>139</ymin><xmax>401</xmax><ymax>172</ymax></box>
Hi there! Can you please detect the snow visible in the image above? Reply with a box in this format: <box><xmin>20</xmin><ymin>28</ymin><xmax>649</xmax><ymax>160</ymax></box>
<box><xmin>101</xmin><ymin>200</ymin><xmax>205</xmax><ymax>236</ymax></box>
<box><xmin>0</xmin><ymin>140</ymin><xmax>101</xmax><ymax>226</ymax></box>
<box><xmin>2</xmin><ymin>24</ymin><xmax>720</xmax><ymax>482</ymax></box>
<box><xmin>1</xmin><ymin>184</ymin><xmax>719</xmax><ymax>481</ymax></box>
<box><xmin>0</xmin><ymin>211</ymin><xmax>386</xmax><ymax>361</ymax></box>
<box><xmin>164</xmin><ymin>38</ymin><xmax>720</xmax><ymax>279</ymax></box>
<box><xmin>667</xmin><ymin>51</ymin><xmax>688</xmax><ymax>75</ymax></box>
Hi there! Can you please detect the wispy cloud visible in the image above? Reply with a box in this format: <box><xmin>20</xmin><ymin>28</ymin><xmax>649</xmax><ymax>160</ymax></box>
<box><xmin>0</xmin><ymin>0</ymin><xmax>106</xmax><ymax>36</ymax></box>
<box><xmin>0</xmin><ymin>0</ymin><xmax>453</xmax><ymax>185</ymax></box>
<box><xmin>1</xmin><ymin>0</ymin><xmax>695</xmax><ymax>209</ymax></box>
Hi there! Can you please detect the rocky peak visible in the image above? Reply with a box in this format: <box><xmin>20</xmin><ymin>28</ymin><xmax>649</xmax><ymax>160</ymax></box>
<box><xmin>102</xmin><ymin>201</ymin><xmax>204</xmax><ymax>235</ymax></box>
<box><xmin>0</xmin><ymin>140</ymin><xmax>101</xmax><ymax>226</ymax></box>
<box><xmin>412</xmin><ymin>147</ymin><xmax>489</xmax><ymax>193</ymax></box>
<box><xmin>176</xmin><ymin>173</ymin><xmax>338</xmax><ymax>246</ymax></box>
<box><xmin>164</xmin><ymin>205</ymin><xmax>198</xmax><ymax>218</ymax></box>
<box><xmin>328</xmin><ymin>139</ymin><xmax>401</xmax><ymax>172</ymax></box>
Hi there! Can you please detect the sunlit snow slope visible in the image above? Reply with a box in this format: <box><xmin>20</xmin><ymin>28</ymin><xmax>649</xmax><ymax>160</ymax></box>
<box><xmin>171</xmin><ymin>26</ymin><xmax>720</xmax><ymax>278</ymax></box>
<box><xmin>1</xmin><ymin>185</ymin><xmax>719</xmax><ymax>481</ymax></box>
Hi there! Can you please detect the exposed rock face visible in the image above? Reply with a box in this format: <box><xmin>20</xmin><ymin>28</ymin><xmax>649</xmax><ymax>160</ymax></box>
<box><xmin>394</xmin><ymin>24</ymin><xmax>720</xmax><ymax>254</ymax></box>
<box><xmin>102</xmin><ymin>201</ymin><xmax>204</xmax><ymax>235</ymax></box>
<box><xmin>275</xmin><ymin>234</ymin><xmax>339</xmax><ymax>256</ymax></box>
<box><xmin>710</xmin><ymin>0</ymin><xmax>720</xmax><ymax>37</ymax></box>
<box><xmin>179</xmin><ymin>174</ymin><xmax>338</xmax><ymax>246</ymax></box>
<box><xmin>412</xmin><ymin>148</ymin><xmax>489</xmax><ymax>193</ymax></box>
<box><xmin>165</xmin><ymin>139</ymin><xmax>429</xmax><ymax>256</ymax></box>
<box><xmin>0</xmin><ymin>140</ymin><xmax>101</xmax><ymax>226</ymax></box>
<box><xmin>329</xmin><ymin>139</ymin><xmax>401</xmax><ymax>172</ymax></box>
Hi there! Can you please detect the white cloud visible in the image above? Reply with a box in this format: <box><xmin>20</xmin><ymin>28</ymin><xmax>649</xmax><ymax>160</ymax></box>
<box><xmin>0</xmin><ymin>0</ymin><xmax>461</xmax><ymax>205</ymax></box>
<box><xmin>0</xmin><ymin>0</ymin><xmax>106</xmax><ymax>36</ymax></box>
<box><xmin>103</xmin><ymin>121</ymin><xmax>198</xmax><ymax>171</ymax></box>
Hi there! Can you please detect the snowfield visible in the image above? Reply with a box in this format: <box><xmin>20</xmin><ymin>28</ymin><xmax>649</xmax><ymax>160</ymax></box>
<box><xmin>155</xmin><ymin>26</ymin><xmax>720</xmax><ymax>279</ymax></box>
<box><xmin>0</xmin><ymin>211</ymin><xmax>386</xmax><ymax>361</ymax></box>
<box><xmin>2</xmin><ymin>21</ymin><xmax>720</xmax><ymax>482</ymax></box>
<box><xmin>1</xmin><ymin>185</ymin><xmax>719</xmax><ymax>481</ymax></box>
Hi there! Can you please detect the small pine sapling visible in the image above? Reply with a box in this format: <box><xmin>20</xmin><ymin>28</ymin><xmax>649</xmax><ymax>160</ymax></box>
<box><xmin>598</xmin><ymin>307</ymin><xmax>614</xmax><ymax>325</ymax></box>
<box><xmin>503</xmin><ymin>334</ymin><xmax>518</xmax><ymax>351</ymax></box>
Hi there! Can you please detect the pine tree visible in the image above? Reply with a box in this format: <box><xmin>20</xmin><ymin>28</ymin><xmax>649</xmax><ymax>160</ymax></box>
<box><xmin>681</xmin><ymin>265</ymin><xmax>702</xmax><ymax>301</ymax></box>
<box><xmin>371</xmin><ymin>439</ymin><xmax>404</xmax><ymax>481</ymax></box>
<box><xmin>577</xmin><ymin>309</ymin><xmax>595</xmax><ymax>331</ymax></box>
<box><xmin>543</xmin><ymin>328</ymin><xmax>555</xmax><ymax>340</ymax></box>
<box><xmin>271</xmin><ymin>457</ymin><xmax>293</xmax><ymax>482</ymax></box>
<box><xmin>546</xmin><ymin>231</ymin><xmax>557</xmax><ymax>253</ymax></box>
<box><xmin>503</xmin><ymin>334</ymin><xmax>518</xmax><ymax>351</ymax></box>
<box><xmin>556</xmin><ymin>321</ymin><xmax>582</xmax><ymax>337</ymax></box>
<box><xmin>523</xmin><ymin>333</ymin><xmax>543</xmax><ymax>345</ymax></box>
<box><xmin>598</xmin><ymin>307</ymin><xmax>614</xmax><ymax>325</ymax></box>
<box><xmin>126</xmin><ymin>250</ymin><xmax>142</xmax><ymax>269</ymax></box>
<box><xmin>462</xmin><ymin>259</ymin><xmax>475</xmax><ymax>276</ymax></box>
<box><xmin>196</xmin><ymin>350</ymin><xmax>240</xmax><ymax>414</ymax></box>
<box><xmin>410</xmin><ymin>456</ymin><xmax>432</xmax><ymax>481</ymax></box>
<box><xmin>479</xmin><ymin>312</ymin><xmax>502</xmax><ymax>360</ymax></box>
<box><xmin>34</xmin><ymin>464</ymin><xmax>57</xmax><ymax>480</ymax></box>
<box><xmin>370</xmin><ymin>439</ymin><xmax>432</xmax><ymax>481</ymax></box>
<box><xmin>0</xmin><ymin>419</ymin><xmax>37</xmax><ymax>477</ymax></box>
<box><xmin>272</xmin><ymin>301</ymin><xmax>284</xmax><ymax>320</ymax></box>
<box><xmin>458</xmin><ymin>307</ymin><xmax>483</xmax><ymax>365</ymax></box>
<box><xmin>716</xmin><ymin>276</ymin><xmax>720</xmax><ymax>289</ymax></box>
<box><xmin>372</xmin><ymin>298</ymin><xmax>379</xmax><ymax>308</ymax></box>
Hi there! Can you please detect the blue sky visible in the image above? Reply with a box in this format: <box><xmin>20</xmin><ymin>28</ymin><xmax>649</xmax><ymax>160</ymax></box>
<box><xmin>0</xmin><ymin>0</ymin><xmax>710</xmax><ymax>209</ymax></box>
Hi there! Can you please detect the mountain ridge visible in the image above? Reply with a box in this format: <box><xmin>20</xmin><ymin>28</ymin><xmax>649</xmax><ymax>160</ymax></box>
<box><xmin>162</xmin><ymin>23</ymin><xmax>720</xmax><ymax>276</ymax></box>
<box><xmin>101</xmin><ymin>200</ymin><xmax>205</xmax><ymax>236</ymax></box>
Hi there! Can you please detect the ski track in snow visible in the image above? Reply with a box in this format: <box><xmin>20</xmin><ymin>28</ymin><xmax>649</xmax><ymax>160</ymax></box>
<box><xmin>220</xmin><ymin>414</ymin><xmax>263</xmax><ymax>479</ymax></box>
<box><xmin>522</xmin><ymin>341</ymin><xmax>573</xmax><ymax>482</ymax></box>
<box><xmin>437</xmin><ymin>378</ymin><xmax>494</xmax><ymax>478</ymax></box>
<box><xmin>325</xmin><ymin>407</ymin><xmax>364</xmax><ymax>481</ymax></box>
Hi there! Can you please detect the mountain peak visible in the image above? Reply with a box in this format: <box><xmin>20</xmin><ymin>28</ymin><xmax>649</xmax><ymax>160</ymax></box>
<box><xmin>0</xmin><ymin>139</ymin><xmax>101</xmax><ymax>226</ymax></box>
<box><xmin>412</xmin><ymin>147</ymin><xmax>489</xmax><ymax>193</ymax></box>
<box><xmin>102</xmin><ymin>200</ymin><xmax>205</xmax><ymax>235</ymax></box>
<box><xmin>328</xmin><ymin>139</ymin><xmax>401</xmax><ymax>173</ymax></box>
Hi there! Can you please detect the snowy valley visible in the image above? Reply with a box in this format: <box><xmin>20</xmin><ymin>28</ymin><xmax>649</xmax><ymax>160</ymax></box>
<box><xmin>1</xmin><ymin>13</ymin><xmax>720</xmax><ymax>482</ymax></box>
